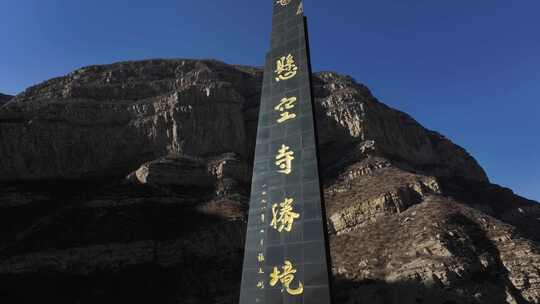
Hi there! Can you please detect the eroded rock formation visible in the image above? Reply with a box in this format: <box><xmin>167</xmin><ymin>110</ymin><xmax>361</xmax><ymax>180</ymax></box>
<box><xmin>0</xmin><ymin>59</ymin><xmax>538</xmax><ymax>304</ymax></box>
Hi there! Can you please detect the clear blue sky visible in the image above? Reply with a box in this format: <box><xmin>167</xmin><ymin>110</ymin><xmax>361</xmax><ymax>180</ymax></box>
<box><xmin>1</xmin><ymin>0</ymin><xmax>539</xmax><ymax>201</ymax></box>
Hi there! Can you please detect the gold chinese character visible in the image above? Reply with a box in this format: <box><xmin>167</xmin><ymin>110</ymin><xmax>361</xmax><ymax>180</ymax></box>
<box><xmin>296</xmin><ymin>2</ymin><xmax>303</xmax><ymax>15</ymax></box>
<box><xmin>271</xmin><ymin>198</ymin><xmax>300</xmax><ymax>232</ymax></box>
<box><xmin>275</xmin><ymin>54</ymin><xmax>298</xmax><ymax>82</ymax></box>
<box><xmin>258</xmin><ymin>267</ymin><xmax>265</xmax><ymax>274</ymax></box>
<box><xmin>257</xmin><ymin>281</ymin><xmax>265</xmax><ymax>289</ymax></box>
<box><xmin>276</xmin><ymin>0</ymin><xmax>292</xmax><ymax>6</ymax></box>
<box><xmin>258</xmin><ymin>253</ymin><xmax>265</xmax><ymax>262</ymax></box>
<box><xmin>269</xmin><ymin>261</ymin><xmax>304</xmax><ymax>295</ymax></box>
<box><xmin>275</xmin><ymin>97</ymin><xmax>297</xmax><ymax>123</ymax></box>
<box><xmin>261</xmin><ymin>213</ymin><xmax>265</xmax><ymax>223</ymax></box>
<box><xmin>275</xmin><ymin>144</ymin><xmax>294</xmax><ymax>174</ymax></box>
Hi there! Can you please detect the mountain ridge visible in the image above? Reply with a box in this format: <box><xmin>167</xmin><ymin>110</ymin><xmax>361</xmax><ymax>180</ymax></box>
<box><xmin>0</xmin><ymin>93</ymin><xmax>12</xmax><ymax>106</ymax></box>
<box><xmin>0</xmin><ymin>59</ymin><xmax>538</xmax><ymax>304</ymax></box>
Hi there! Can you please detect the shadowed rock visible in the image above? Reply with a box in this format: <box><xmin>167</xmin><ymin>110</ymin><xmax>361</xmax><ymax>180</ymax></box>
<box><xmin>0</xmin><ymin>93</ymin><xmax>12</xmax><ymax>107</ymax></box>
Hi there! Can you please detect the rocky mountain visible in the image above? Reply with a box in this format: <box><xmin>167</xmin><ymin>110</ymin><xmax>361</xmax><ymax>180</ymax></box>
<box><xmin>0</xmin><ymin>93</ymin><xmax>12</xmax><ymax>106</ymax></box>
<box><xmin>0</xmin><ymin>59</ymin><xmax>538</xmax><ymax>304</ymax></box>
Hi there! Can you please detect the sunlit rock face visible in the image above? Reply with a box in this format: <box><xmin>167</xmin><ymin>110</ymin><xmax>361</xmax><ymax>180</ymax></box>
<box><xmin>0</xmin><ymin>59</ymin><xmax>538</xmax><ymax>304</ymax></box>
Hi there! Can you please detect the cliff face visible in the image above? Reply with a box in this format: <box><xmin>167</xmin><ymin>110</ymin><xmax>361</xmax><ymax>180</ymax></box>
<box><xmin>0</xmin><ymin>59</ymin><xmax>538</xmax><ymax>304</ymax></box>
<box><xmin>0</xmin><ymin>60</ymin><xmax>487</xmax><ymax>183</ymax></box>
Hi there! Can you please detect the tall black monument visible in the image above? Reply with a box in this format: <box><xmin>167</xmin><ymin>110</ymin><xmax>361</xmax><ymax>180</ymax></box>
<box><xmin>239</xmin><ymin>1</ymin><xmax>333</xmax><ymax>303</ymax></box>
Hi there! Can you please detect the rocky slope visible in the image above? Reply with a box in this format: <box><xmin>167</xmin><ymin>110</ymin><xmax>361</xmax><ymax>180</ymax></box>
<box><xmin>0</xmin><ymin>93</ymin><xmax>12</xmax><ymax>106</ymax></box>
<box><xmin>0</xmin><ymin>59</ymin><xmax>538</xmax><ymax>304</ymax></box>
